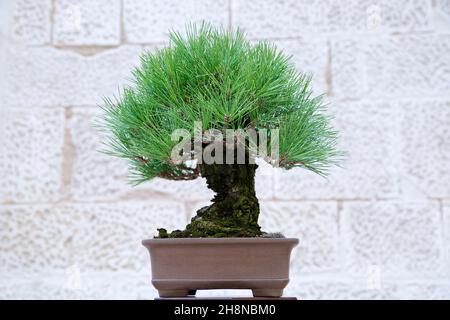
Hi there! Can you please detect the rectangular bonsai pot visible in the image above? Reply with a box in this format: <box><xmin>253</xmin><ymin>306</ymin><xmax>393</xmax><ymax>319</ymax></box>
<box><xmin>142</xmin><ymin>238</ymin><xmax>299</xmax><ymax>298</ymax></box>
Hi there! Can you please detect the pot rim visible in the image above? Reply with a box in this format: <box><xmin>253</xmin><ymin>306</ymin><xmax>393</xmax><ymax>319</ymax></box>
<box><xmin>142</xmin><ymin>237</ymin><xmax>299</xmax><ymax>247</ymax></box>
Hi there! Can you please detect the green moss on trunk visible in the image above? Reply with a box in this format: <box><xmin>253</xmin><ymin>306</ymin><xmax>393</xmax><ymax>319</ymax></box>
<box><xmin>158</xmin><ymin>163</ymin><xmax>262</xmax><ymax>238</ymax></box>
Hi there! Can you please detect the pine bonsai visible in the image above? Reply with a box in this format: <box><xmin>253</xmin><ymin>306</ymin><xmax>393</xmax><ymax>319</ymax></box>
<box><xmin>100</xmin><ymin>24</ymin><xmax>342</xmax><ymax>238</ymax></box>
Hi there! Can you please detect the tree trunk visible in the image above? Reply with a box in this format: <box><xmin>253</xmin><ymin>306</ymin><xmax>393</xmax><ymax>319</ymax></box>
<box><xmin>158</xmin><ymin>163</ymin><xmax>262</xmax><ymax>238</ymax></box>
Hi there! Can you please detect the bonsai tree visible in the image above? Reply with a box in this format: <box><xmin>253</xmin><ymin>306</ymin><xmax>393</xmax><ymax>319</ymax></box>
<box><xmin>100</xmin><ymin>24</ymin><xmax>342</xmax><ymax>238</ymax></box>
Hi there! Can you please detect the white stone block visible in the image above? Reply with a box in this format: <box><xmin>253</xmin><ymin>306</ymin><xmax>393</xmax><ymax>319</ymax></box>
<box><xmin>254</xmin><ymin>161</ymin><xmax>274</xmax><ymax>200</ymax></box>
<box><xmin>444</xmin><ymin>201</ymin><xmax>450</xmax><ymax>277</ymax></box>
<box><xmin>8</xmin><ymin>0</ymin><xmax>51</xmax><ymax>45</ymax></box>
<box><xmin>0</xmin><ymin>272</ymin><xmax>156</xmax><ymax>299</ymax></box>
<box><xmin>186</xmin><ymin>201</ymin><xmax>213</xmax><ymax>219</ymax></box>
<box><xmin>70</xmin><ymin>108</ymin><xmax>222</xmax><ymax>203</ymax></box>
<box><xmin>386</xmin><ymin>282</ymin><xmax>450</xmax><ymax>299</ymax></box>
<box><xmin>2</xmin><ymin>45</ymin><xmax>141</xmax><ymax>107</ymax></box>
<box><xmin>331</xmin><ymin>39</ymin><xmax>366</xmax><ymax>99</ymax></box>
<box><xmin>433</xmin><ymin>0</ymin><xmax>450</xmax><ymax>33</ymax></box>
<box><xmin>285</xmin><ymin>278</ymin><xmax>388</xmax><ymax>299</ymax></box>
<box><xmin>0</xmin><ymin>108</ymin><xmax>64</xmax><ymax>203</ymax></box>
<box><xmin>69</xmin><ymin>108</ymin><xmax>133</xmax><ymax>201</ymax></box>
<box><xmin>2</xmin><ymin>273</ymin><xmax>448</xmax><ymax>299</ymax></box>
<box><xmin>341</xmin><ymin>201</ymin><xmax>442</xmax><ymax>278</ymax></box>
<box><xmin>233</xmin><ymin>0</ymin><xmax>431</xmax><ymax>39</ymax></box>
<box><xmin>145</xmin><ymin>178</ymin><xmax>214</xmax><ymax>202</ymax></box>
<box><xmin>0</xmin><ymin>201</ymin><xmax>186</xmax><ymax>273</ymax></box>
<box><xmin>332</xmin><ymin>35</ymin><xmax>450</xmax><ymax>99</ymax></box>
<box><xmin>273</xmin><ymin>38</ymin><xmax>328</xmax><ymax>95</ymax></box>
<box><xmin>259</xmin><ymin>201</ymin><xmax>339</xmax><ymax>273</ymax></box>
<box><xmin>124</xmin><ymin>0</ymin><xmax>229</xmax><ymax>43</ymax></box>
<box><xmin>53</xmin><ymin>0</ymin><xmax>121</xmax><ymax>46</ymax></box>
<box><xmin>399</xmin><ymin>101</ymin><xmax>450</xmax><ymax>198</ymax></box>
<box><xmin>287</xmin><ymin>278</ymin><xmax>450</xmax><ymax>299</ymax></box>
<box><xmin>365</xmin><ymin>35</ymin><xmax>450</xmax><ymax>99</ymax></box>
<box><xmin>70</xmin><ymin>201</ymin><xmax>186</xmax><ymax>272</ymax></box>
<box><xmin>274</xmin><ymin>100</ymin><xmax>400</xmax><ymax>200</ymax></box>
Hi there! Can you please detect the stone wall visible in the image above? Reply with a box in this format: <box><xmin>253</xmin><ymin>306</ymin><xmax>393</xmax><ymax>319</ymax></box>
<box><xmin>0</xmin><ymin>0</ymin><xmax>449</xmax><ymax>299</ymax></box>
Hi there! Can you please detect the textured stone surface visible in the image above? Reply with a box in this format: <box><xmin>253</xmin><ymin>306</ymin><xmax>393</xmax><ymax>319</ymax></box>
<box><xmin>1</xmin><ymin>0</ymin><xmax>449</xmax><ymax>300</ymax></box>
<box><xmin>0</xmin><ymin>272</ymin><xmax>156</xmax><ymax>299</ymax></box>
<box><xmin>285</xmin><ymin>278</ymin><xmax>389</xmax><ymax>300</ymax></box>
<box><xmin>9</xmin><ymin>0</ymin><xmax>51</xmax><ymax>45</ymax></box>
<box><xmin>259</xmin><ymin>201</ymin><xmax>339</xmax><ymax>273</ymax></box>
<box><xmin>332</xmin><ymin>35</ymin><xmax>450</xmax><ymax>99</ymax></box>
<box><xmin>331</xmin><ymin>39</ymin><xmax>366</xmax><ymax>98</ymax></box>
<box><xmin>365</xmin><ymin>35</ymin><xmax>450</xmax><ymax>98</ymax></box>
<box><xmin>386</xmin><ymin>282</ymin><xmax>450</xmax><ymax>300</ymax></box>
<box><xmin>254</xmin><ymin>159</ymin><xmax>275</xmax><ymax>200</ymax></box>
<box><xmin>69</xmin><ymin>108</ymin><xmax>132</xmax><ymax>201</ymax></box>
<box><xmin>233</xmin><ymin>0</ymin><xmax>431</xmax><ymax>39</ymax></box>
<box><xmin>434</xmin><ymin>0</ymin><xmax>450</xmax><ymax>32</ymax></box>
<box><xmin>70</xmin><ymin>107</ymin><xmax>242</xmax><ymax>203</ymax></box>
<box><xmin>2</xmin><ymin>45</ymin><xmax>141</xmax><ymax>107</ymax></box>
<box><xmin>69</xmin><ymin>108</ymin><xmax>212</xmax><ymax>202</ymax></box>
<box><xmin>274</xmin><ymin>101</ymin><xmax>400</xmax><ymax>200</ymax></box>
<box><xmin>70</xmin><ymin>131</ymin><xmax>273</xmax><ymax>203</ymax></box>
<box><xmin>54</xmin><ymin>0</ymin><xmax>120</xmax><ymax>45</ymax></box>
<box><xmin>444</xmin><ymin>201</ymin><xmax>450</xmax><ymax>277</ymax></box>
<box><xmin>0</xmin><ymin>108</ymin><xmax>64</xmax><ymax>203</ymax></box>
<box><xmin>0</xmin><ymin>201</ymin><xmax>186</xmax><ymax>273</ymax></box>
<box><xmin>285</xmin><ymin>278</ymin><xmax>450</xmax><ymax>299</ymax></box>
<box><xmin>341</xmin><ymin>201</ymin><xmax>442</xmax><ymax>277</ymax></box>
<box><xmin>123</xmin><ymin>0</ymin><xmax>229</xmax><ymax>43</ymax></box>
<box><xmin>1</xmin><ymin>274</ymin><xmax>448</xmax><ymax>299</ymax></box>
<box><xmin>145</xmin><ymin>178</ymin><xmax>214</xmax><ymax>202</ymax></box>
<box><xmin>400</xmin><ymin>101</ymin><xmax>450</xmax><ymax>198</ymax></box>
<box><xmin>273</xmin><ymin>38</ymin><xmax>328</xmax><ymax>94</ymax></box>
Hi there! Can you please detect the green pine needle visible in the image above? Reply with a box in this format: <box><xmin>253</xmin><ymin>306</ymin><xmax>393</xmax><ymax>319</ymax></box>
<box><xmin>99</xmin><ymin>23</ymin><xmax>344</xmax><ymax>184</ymax></box>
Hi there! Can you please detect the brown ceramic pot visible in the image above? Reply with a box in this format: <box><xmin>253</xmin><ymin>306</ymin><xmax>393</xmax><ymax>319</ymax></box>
<box><xmin>142</xmin><ymin>238</ymin><xmax>299</xmax><ymax>298</ymax></box>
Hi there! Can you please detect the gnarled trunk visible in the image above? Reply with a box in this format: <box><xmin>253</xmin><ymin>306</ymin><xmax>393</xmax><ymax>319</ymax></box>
<box><xmin>158</xmin><ymin>163</ymin><xmax>262</xmax><ymax>238</ymax></box>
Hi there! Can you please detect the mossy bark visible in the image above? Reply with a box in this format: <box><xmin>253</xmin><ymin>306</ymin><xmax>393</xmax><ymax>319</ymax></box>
<box><xmin>157</xmin><ymin>163</ymin><xmax>262</xmax><ymax>238</ymax></box>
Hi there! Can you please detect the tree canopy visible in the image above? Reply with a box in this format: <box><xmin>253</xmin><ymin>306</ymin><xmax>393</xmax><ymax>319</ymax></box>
<box><xmin>100</xmin><ymin>24</ymin><xmax>342</xmax><ymax>184</ymax></box>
